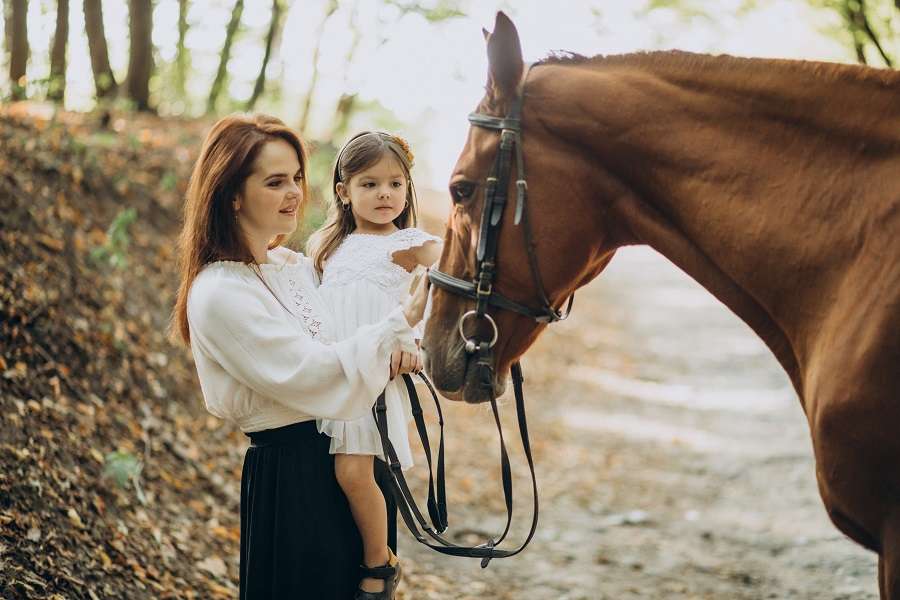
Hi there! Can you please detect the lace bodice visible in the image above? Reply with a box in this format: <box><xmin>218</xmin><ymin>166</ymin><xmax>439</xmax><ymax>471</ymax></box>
<box><xmin>320</xmin><ymin>228</ymin><xmax>442</xmax><ymax>302</ymax></box>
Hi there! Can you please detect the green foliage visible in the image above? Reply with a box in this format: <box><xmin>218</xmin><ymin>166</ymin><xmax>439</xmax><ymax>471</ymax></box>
<box><xmin>88</xmin><ymin>132</ymin><xmax>119</xmax><ymax>148</ymax></box>
<box><xmin>103</xmin><ymin>450</ymin><xmax>147</xmax><ymax>504</ymax></box>
<box><xmin>160</xmin><ymin>170</ymin><xmax>178</xmax><ymax>192</ymax></box>
<box><xmin>103</xmin><ymin>450</ymin><xmax>142</xmax><ymax>487</ymax></box>
<box><xmin>385</xmin><ymin>0</ymin><xmax>466</xmax><ymax>22</ymax></box>
<box><xmin>642</xmin><ymin>0</ymin><xmax>897</xmax><ymax>67</ymax></box>
<box><xmin>90</xmin><ymin>208</ymin><xmax>138</xmax><ymax>269</ymax></box>
<box><xmin>640</xmin><ymin>0</ymin><xmax>715</xmax><ymax>20</ymax></box>
<box><xmin>810</xmin><ymin>0</ymin><xmax>898</xmax><ymax>66</ymax></box>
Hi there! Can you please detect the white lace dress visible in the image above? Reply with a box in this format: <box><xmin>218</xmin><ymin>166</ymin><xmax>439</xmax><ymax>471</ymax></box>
<box><xmin>316</xmin><ymin>228</ymin><xmax>442</xmax><ymax>470</ymax></box>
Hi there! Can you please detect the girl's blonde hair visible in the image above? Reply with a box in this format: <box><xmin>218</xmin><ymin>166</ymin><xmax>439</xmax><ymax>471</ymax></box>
<box><xmin>306</xmin><ymin>131</ymin><xmax>419</xmax><ymax>274</ymax></box>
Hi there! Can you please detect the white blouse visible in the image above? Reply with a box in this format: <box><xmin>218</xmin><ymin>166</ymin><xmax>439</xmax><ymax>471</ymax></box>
<box><xmin>186</xmin><ymin>246</ymin><xmax>418</xmax><ymax>433</ymax></box>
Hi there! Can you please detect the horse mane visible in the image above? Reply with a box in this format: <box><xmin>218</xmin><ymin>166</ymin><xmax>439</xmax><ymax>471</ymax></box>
<box><xmin>536</xmin><ymin>50</ymin><xmax>899</xmax><ymax>88</ymax></box>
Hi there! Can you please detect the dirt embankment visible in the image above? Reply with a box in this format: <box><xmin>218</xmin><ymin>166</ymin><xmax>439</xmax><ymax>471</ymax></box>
<box><xmin>0</xmin><ymin>107</ymin><xmax>248</xmax><ymax>599</ymax></box>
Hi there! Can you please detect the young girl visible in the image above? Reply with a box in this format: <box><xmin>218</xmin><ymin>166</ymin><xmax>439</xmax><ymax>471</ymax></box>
<box><xmin>307</xmin><ymin>131</ymin><xmax>442</xmax><ymax>600</ymax></box>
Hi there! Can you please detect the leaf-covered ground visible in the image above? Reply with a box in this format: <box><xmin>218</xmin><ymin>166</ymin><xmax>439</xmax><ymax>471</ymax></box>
<box><xmin>1</xmin><ymin>105</ymin><xmax>248</xmax><ymax>599</ymax></box>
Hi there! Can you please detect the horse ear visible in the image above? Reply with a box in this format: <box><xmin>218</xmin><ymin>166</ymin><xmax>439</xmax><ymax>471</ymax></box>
<box><xmin>486</xmin><ymin>11</ymin><xmax>523</xmax><ymax>101</ymax></box>
<box><xmin>482</xmin><ymin>27</ymin><xmax>490</xmax><ymax>41</ymax></box>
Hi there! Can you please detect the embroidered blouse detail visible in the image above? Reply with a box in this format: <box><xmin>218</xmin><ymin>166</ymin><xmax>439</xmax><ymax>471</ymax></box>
<box><xmin>288</xmin><ymin>276</ymin><xmax>322</xmax><ymax>339</ymax></box>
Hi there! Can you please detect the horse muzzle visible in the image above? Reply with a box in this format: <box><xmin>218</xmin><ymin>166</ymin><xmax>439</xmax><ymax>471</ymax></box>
<box><xmin>422</xmin><ymin>341</ymin><xmax>506</xmax><ymax>403</ymax></box>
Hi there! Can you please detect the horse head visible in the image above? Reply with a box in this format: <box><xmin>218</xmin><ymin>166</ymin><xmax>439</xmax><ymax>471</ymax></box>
<box><xmin>422</xmin><ymin>12</ymin><xmax>617</xmax><ymax>403</ymax></box>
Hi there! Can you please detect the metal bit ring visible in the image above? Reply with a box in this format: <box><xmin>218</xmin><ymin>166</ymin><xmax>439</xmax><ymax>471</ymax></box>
<box><xmin>458</xmin><ymin>310</ymin><xmax>499</xmax><ymax>353</ymax></box>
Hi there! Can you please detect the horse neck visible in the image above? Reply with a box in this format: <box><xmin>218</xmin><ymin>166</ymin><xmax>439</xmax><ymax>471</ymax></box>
<box><xmin>533</xmin><ymin>53</ymin><xmax>900</xmax><ymax>392</ymax></box>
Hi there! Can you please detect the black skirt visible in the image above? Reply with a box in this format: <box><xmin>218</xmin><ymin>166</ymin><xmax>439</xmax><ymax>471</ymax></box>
<box><xmin>240</xmin><ymin>420</ymin><xmax>398</xmax><ymax>600</ymax></box>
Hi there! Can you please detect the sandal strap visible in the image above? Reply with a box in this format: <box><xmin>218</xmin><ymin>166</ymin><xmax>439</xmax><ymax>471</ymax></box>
<box><xmin>359</xmin><ymin>564</ymin><xmax>396</xmax><ymax>579</ymax></box>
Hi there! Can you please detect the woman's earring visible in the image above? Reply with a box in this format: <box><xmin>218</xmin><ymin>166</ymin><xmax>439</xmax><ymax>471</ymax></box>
<box><xmin>342</xmin><ymin>202</ymin><xmax>350</xmax><ymax>211</ymax></box>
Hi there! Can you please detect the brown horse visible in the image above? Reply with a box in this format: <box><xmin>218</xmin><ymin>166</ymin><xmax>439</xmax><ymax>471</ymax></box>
<box><xmin>421</xmin><ymin>12</ymin><xmax>900</xmax><ymax>598</ymax></box>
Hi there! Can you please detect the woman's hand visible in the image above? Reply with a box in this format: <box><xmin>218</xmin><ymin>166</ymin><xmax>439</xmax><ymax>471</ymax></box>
<box><xmin>402</xmin><ymin>267</ymin><xmax>431</xmax><ymax>327</ymax></box>
<box><xmin>389</xmin><ymin>349</ymin><xmax>424</xmax><ymax>380</ymax></box>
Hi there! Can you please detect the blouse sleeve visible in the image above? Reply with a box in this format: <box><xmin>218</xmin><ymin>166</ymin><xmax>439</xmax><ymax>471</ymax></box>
<box><xmin>389</xmin><ymin>228</ymin><xmax>443</xmax><ymax>259</ymax></box>
<box><xmin>188</xmin><ymin>272</ymin><xmax>418</xmax><ymax>421</ymax></box>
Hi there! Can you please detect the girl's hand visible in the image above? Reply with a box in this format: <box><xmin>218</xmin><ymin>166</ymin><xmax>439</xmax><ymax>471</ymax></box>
<box><xmin>389</xmin><ymin>349</ymin><xmax>422</xmax><ymax>379</ymax></box>
<box><xmin>402</xmin><ymin>267</ymin><xmax>431</xmax><ymax>327</ymax></box>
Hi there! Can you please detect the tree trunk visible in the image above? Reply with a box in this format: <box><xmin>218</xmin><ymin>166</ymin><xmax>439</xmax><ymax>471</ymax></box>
<box><xmin>48</xmin><ymin>0</ymin><xmax>69</xmax><ymax>102</ymax></box>
<box><xmin>246</xmin><ymin>0</ymin><xmax>285</xmax><ymax>111</ymax></box>
<box><xmin>9</xmin><ymin>0</ymin><xmax>27</xmax><ymax>100</ymax></box>
<box><xmin>207</xmin><ymin>0</ymin><xmax>243</xmax><ymax>114</ymax></box>
<box><xmin>126</xmin><ymin>0</ymin><xmax>154</xmax><ymax>111</ymax></box>
<box><xmin>3</xmin><ymin>0</ymin><xmax>12</xmax><ymax>65</ymax></box>
<box><xmin>174</xmin><ymin>0</ymin><xmax>189</xmax><ymax>100</ymax></box>
<box><xmin>83</xmin><ymin>0</ymin><xmax>118</xmax><ymax>99</ymax></box>
<box><xmin>298</xmin><ymin>0</ymin><xmax>338</xmax><ymax>135</ymax></box>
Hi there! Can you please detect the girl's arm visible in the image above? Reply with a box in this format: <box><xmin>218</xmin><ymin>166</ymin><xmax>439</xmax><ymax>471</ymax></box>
<box><xmin>188</xmin><ymin>274</ymin><xmax>418</xmax><ymax>421</ymax></box>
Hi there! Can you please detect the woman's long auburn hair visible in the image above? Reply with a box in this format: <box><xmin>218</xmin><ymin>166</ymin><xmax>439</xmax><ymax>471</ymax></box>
<box><xmin>306</xmin><ymin>131</ymin><xmax>419</xmax><ymax>275</ymax></box>
<box><xmin>171</xmin><ymin>113</ymin><xmax>309</xmax><ymax>345</ymax></box>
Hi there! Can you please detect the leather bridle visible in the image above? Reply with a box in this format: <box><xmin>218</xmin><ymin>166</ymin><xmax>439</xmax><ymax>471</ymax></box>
<box><xmin>375</xmin><ymin>65</ymin><xmax>577</xmax><ymax>567</ymax></box>
<box><xmin>429</xmin><ymin>65</ymin><xmax>574</xmax><ymax>365</ymax></box>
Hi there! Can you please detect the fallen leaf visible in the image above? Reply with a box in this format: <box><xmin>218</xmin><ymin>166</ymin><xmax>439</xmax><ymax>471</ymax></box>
<box><xmin>195</xmin><ymin>556</ymin><xmax>227</xmax><ymax>578</ymax></box>
<box><xmin>67</xmin><ymin>507</ymin><xmax>85</xmax><ymax>529</ymax></box>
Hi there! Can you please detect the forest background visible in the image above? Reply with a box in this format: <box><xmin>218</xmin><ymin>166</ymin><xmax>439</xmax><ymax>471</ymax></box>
<box><xmin>1</xmin><ymin>1</ymin><xmax>897</xmax><ymax>598</ymax></box>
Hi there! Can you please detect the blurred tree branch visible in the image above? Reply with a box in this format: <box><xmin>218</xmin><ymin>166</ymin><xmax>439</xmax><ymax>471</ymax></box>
<box><xmin>174</xmin><ymin>0</ymin><xmax>189</xmax><ymax>100</ymax></box>
<box><xmin>829</xmin><ymin>0</ymin><xmax>895</xmax><ymax>67</ymax></box>
<box><xmin>207</xmin><ymin>0</ymin><xmax>244</xmax><ymax>114</ymax></box>
<box><xmin>851</xmin><ymin>0</ymin><xmax>894</xmax><ymax>65</ymax></box>
<box><xmin>298</xmin><ymin>0</ymin><xmax>339</xmax><ymax>136</ymax></box>
<box><xmin>246</xmin><ymin>0</ymin><xmax>287</xmax><ymax>111</ymax></box>
<box><xmin>642</xmin><ymin>0</ymin><xmax>896</xmax><ymax>69</ymax></box>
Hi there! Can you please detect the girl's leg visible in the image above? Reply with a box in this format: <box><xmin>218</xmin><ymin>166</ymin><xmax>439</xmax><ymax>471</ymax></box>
<box><xmin>335</xmin><ymin>453</ymin><xmax>389</xmax><ymax>593</ymax></box>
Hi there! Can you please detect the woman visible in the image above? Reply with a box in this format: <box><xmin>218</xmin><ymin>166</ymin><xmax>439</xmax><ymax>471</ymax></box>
<box><xmin>170</xmin><ymin>113</ymin><xmax>430</xmax><ymax>599</ymax></box>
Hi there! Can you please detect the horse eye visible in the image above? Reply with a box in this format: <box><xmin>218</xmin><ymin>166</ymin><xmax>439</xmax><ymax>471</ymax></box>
<box><xmin>450</xmin><ymin>181</ymin><xmax>476</xmax><ymax>204</ymax></box>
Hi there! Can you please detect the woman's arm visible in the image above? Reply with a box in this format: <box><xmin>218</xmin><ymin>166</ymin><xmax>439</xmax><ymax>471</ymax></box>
<box><xmin>188</xmin><ymin>274</ymin><xmax>418</xmax><ymax>421</ymax></box>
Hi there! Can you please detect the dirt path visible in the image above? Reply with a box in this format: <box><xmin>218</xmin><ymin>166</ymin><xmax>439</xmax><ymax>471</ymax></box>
<box><xmin>397</xmin><ymin>247</ymin><xmax>878</xmax><ymax>599</ymax></box>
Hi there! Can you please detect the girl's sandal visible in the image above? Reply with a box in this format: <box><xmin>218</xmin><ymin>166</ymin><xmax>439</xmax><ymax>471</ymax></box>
<box><xmin>354</xmin><ymin>549</ymin><xmax>402</xmax><ymax>600</ymax></box>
